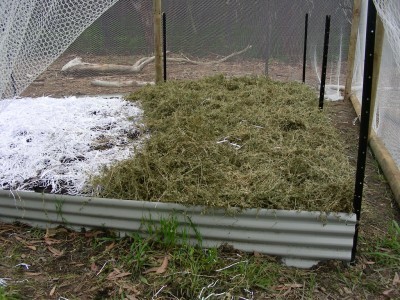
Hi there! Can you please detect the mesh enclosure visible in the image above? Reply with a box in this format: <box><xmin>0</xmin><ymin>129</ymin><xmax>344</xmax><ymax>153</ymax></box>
<box><xmin>1</xmin><ymin>0</ymin><xmax>352</xmax><ymax>99</ymax></box>
<box><xmin>353</xmin><ymin>0</ymin><xmax>400</xmax><ymax>167</ymax></box>
<box><xmin>0</xmin><ymin>0</ymin><xmax>119</xmax><ymax>99</ymax></box>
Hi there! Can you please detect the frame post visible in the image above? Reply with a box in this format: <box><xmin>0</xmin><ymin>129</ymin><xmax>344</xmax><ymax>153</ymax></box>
<box><xmin>351</xmin><ymin>0</ymin><xmax>377</xmax><ymax>264</ymax></box>
<box><xmin>368</xmin><ymin>17</ymin><xmax>384</xmax><ymax>137</ymax></box>
<box><xmin>319</xmin><ymin>15</ymin><xmax>331</xmax><ymax>109</ymax></box>
<box><xmin>302</xmin><ymin>13</ymin><xmax>309</xmax><ymax>83</ymax></box>
<box><xmin>345</xmin><ymin>0</ymin><xmax>362</xmax><ymax>100</ymax></box>
<box><xmin>163</xmin><ymin>12</ymin><xmax>167</xmax><ymax>82</ymax></box>
<box><xmin>153</xmin><ymin>0</ymin><xmax>162</xmax><ymax>83</ymax></box>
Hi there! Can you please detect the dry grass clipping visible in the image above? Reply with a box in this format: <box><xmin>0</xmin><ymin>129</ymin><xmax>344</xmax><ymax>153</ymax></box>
<box><xmin>93</xmin><ymin>75</ymin><xmax>354</xmax><ymax>212</ymax></box>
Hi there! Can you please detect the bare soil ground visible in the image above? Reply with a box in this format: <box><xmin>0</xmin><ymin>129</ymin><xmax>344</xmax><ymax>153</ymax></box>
<box><xmin>1</xmin><ymin>56</ymin><xmax>399</xmax><ymax>299</ymax></box>
<box><xmin>22</xmin><ymin>54</ymin><xmax>310</xmax><ymax>98</ymax></box>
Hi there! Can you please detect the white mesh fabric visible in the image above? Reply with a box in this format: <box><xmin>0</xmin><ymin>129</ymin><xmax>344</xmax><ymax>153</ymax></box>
<box><xmin>0</xmin><ymin>0</ymin><xmax>119</xmax><ymax>99</ymax></box>
<box><xmin>373</xmin><ymin>0</ymin><xmax>400</xmax><ymax>70</ymax></box>
<box><xmin>352</xmin><ymin>0</ymin><xmax>400</xmax><ymax>167</ymax></box>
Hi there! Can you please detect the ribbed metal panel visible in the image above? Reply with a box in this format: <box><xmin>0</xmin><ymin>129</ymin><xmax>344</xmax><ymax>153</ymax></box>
<box><xmin>0</xmin><ymin>190</ymin><xmax>356</xmax><ymax>268</ymax></box>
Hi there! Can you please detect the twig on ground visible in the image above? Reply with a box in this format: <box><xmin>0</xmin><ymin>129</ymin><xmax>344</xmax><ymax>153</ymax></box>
<box><xmin>215</xmin><ymin>260</ymin><xmax>248</xmax><ymax>272</ymax></box>
<box><xmin>152</xmin><ymin>285</ymin><xmax>167</xmax><ymax>299</ymax></box>
<box><xmin>96</xmin><ymin>259</ymin><xmax>114</xmax><ymax>276</ymax></box>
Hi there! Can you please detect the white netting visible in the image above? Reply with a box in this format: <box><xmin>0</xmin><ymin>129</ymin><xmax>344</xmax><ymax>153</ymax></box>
<box><xmin>0</xmin><ymin>96</ymin><xmax>143</xmax><ymax>195</ymax></box>
<box><xmin>373</xmin><ymin>0</ymin><xmax>400</xmax><ymax>70</ymax></box>
<box><xmin>0</xmin><ymin>0</ymin><xmax>119</xmax><ymax>98</ymax></box>
<box><xmin>353</xmin><ymin>0</ymin><xmax>400</xmax><ymax>167</ymax></box>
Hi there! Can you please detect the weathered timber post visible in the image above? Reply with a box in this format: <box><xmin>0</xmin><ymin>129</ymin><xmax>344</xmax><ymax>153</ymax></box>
<box><xmin>344</xmin><ymin>0</ymin><xmax>362</xmax><ymax>100</ymax></box>
<box><xmin>368</xmin><ymin>17</ymin><xmax>384</xmax><ymax>137</ymax></box>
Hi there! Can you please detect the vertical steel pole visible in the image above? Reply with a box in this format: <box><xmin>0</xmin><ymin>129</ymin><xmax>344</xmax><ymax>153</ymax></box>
<box><xmin>319</xmin><ymin>15</ymin><xmax>331</xmax><ymax>109</ymax></box>
<box><xmin>163</xmin><ymin>12</ymin><xmax>167</xmax><ymax>82</ymax></box>
<box><xmin>153</xmin><ymin>0</ymin><xmax>162</xmax><ymax>83</ymax></box>
<box><xmin>264</xmin><ymin>1</ymin><xmax>271</xmax><ymax>76</ymax></box>
<box><xmin>351</xmin><ymin>0</ymin><xmax>377</xmax><ymax>264</ymax></box>
<box><xmin>302</xmin><ymin>13</ymin><xmax>309</xmax><ymax>83</ymax></box>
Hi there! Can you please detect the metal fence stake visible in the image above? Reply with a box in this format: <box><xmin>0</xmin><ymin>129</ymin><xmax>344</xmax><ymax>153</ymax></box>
<box><xmin>351</xmin><ymin>0</ymin><xmax>377</xmax><ymax>264</ymax></box>
<box><xmin>319</xmin><ymin>15</ymin><xmax>331</xmax><ymax>109</ymax></box>
<box><xmin>302</xmin><ymin>13</ymin><xmax>309</xmax><ymax>83</ymax></box>
<box><xmin>163</xmin><ymin>12</ymin><xmax>167</xmax><ymax>82</ymax></box>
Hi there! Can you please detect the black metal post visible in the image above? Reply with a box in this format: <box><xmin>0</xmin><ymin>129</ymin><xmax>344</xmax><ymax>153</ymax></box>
<box><xmin>11</xmin><ymin>73</ymin><xmax>17</xmax><ymax>97</ymax></box>
<box><xmin>264</xmin><ymin>1</ymin><xmax>271</xmax><ymax>76</ymax></box>
<box><xmin>319</xmin><ymin>15</ymin><xmax>331</xmax><ymax>109</ymax></box>
<box><xmin>162</xmin><ymin>12</ymin><xmax>167</xmax><ymax>82</ymax></box>
<box><xmin>351</xmin><ymin>0</ymin><xmax>377</xmax><ymax>264</ymax></box>
<box><xmin>302</xmin><ymin>13</ymin><xmax>309</xmax><ymax>83</ymax></box>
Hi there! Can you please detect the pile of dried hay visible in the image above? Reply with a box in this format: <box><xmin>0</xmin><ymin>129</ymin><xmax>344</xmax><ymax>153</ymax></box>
<box><xmin>93</xmin><ymin>75</ymin><xmax>354</xmax><ymax>212</ymax></box>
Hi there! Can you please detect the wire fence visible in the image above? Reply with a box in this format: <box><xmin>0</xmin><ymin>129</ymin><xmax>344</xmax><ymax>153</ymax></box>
<box><xmin>1</xmin><ymin>0</ymin><xmax>353</xmax><ymax>99</ymax></box>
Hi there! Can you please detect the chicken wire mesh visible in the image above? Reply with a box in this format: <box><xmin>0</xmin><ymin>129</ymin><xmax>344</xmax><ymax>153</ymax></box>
<box><xmin>0</xmin><ymin>0</ymin><xmax>120</xmax><ymax>99</ymax></box>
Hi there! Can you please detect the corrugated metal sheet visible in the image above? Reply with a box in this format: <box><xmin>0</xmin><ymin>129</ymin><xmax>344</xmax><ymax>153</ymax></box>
<box><xmin>0</xmin><ymin>190</ymin><xmax>356</xmax><ymax>268</ymax></box>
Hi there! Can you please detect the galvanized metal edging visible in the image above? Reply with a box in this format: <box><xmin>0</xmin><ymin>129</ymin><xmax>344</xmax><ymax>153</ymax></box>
<box><xmin>0</xmin><ymin>190</ymin><xmax>356</xmax><ymax>268</ymax></box>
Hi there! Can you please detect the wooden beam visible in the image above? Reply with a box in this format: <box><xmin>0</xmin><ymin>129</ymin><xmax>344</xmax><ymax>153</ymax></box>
<box><xmin>368</xmin><ymin>17</ymin><xmax>384</xmax><ymax>137</ymax></box>
<box><xmin>153</xmin><ymin>0</ymin><xmax>162</xmax><ymax>83</ymax></box>
<box><xmin>345</xmin><ymin>0</ymin><xmax>362</xmax><ymax>100</ymax></box>
<box><xmin>350</xmin><ymin>94</ymin><xmax>400</xmax><ymax>209</ymax></box>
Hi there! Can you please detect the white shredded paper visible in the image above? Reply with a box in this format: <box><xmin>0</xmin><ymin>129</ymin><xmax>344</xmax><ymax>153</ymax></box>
<box><xmin>0</xmin><ymin>96</ymin><xmax>143</xmax><ymax>195</ymax></box>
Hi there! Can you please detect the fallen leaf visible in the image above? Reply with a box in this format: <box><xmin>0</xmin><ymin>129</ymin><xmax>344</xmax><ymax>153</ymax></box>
<box><xmin>112</xmin><ymin>272</ymin><xmax>132</xmax><ymax>279</ymax></box>
<box><xmin>143</xmin><ymin>256</ymin><xmax>169</xmax><ymax>274</ymax></box>
<box><xmin>139</xmin><ymin>275</ymin><xmax>148</xmax><ymax>284</ymax></box>
<box><xmin>126</xmin><ymin>295</ymin><xmax>138</xmax><ymax>300</ymax></box>
<box><xmin>47</xmin><ymin>246</ymin><xmax>64</xmax><ymax>257</ymax></box>
<box><xmin>393</xmin><ymin>273</ymin><xmax>400</xmax><ymax>286</ymax></box>
<box><xmin>91</xmin><ymin>262</ymin><xmax>99</xmax><ymax>272</ymax></box>
<box><xmin>46</xmin><ymin>227</ymin><xmax>68</xmax><ymax>238</ymax></box>
<box><xmin>85</xmin><ymin>231</ymin><xmax>103</xmax><ymax>238</ymax></box>
<box><xmin>119</xmin><ymin>283</ymin><xmax>140</xmax><ymax>294</ymax></box>
<box><xmin>74</xmin><ymin>263</ymin><xmax>85</xmax><ymax>267</ymax></box>
<box><xmin>25</xmin><ymin>272</ymin><xmax>42</xmax><ymax>276</ymax></box>
<box><xmin>45</xmin><ymin>228</ymin><xmax>57</xmax><ymax>238</ymax></box>
<box><xmin>343</xmin><ymin>287</ymin><xmax>352</xmax><ymax>294</ymax></box>
<box><xmin>49</xmin><ymin>286</ymin><xmax>56</xmax><ymax>296</ymax></box>
<box><xmin>107</xmin><ymin>268</ymin><xmax>132</xmax><ymax>280</ymax></box>
<box><xmin>382</xmin><ymin>289</ymin><xmax>394</xmax><ymax>298</ymax></box>
<box><xmin>105</xmin><ymin>242</ymin><xmax>115</xmax><ymax>252</ymax></box>
<box><xmin>253</xmin><ymin>251</ymin><xmax>262</xmax><ymax>258</ymax></box>
<box><xmin>14</xmin><ymin>236</ymin><xmax>24</xmax><ymax>242</ymax></box>
<box><xmin>44</xmin><ymin>237</ymin><xmax>62</xmax><ymax>245</ymax></box>
<box><xmin>156</xmin><ymin>256</ymin><xmax>169</xmax><ymax>274</ymax></box>
<box><xmin>285</xmin><ymin>283</ymin><xmax>303</xmax><ymax>288</ymax></box>
<box><xmin>26</xmin><ymin>240</ymin><xmax>42</xmax><ymax>244</ymax></box>
<box><xmin>26</xmin><ymin>245</ymin><xmax>37</xmax><ymax>251</ymax></box>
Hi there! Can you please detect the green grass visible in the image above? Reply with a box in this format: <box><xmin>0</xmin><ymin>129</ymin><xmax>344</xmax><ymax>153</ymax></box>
<box><xmin>2</xmin><ymin>217</ymin><xmax>399</xmax><ymax>299</ymax></box>
<box><xmin>368</xmin><ymin>220</ymin><xmax>400</xmax><ymax>266</ymax></box>
<box><xmin>0</xmin><ymin>286</ymin><xmax>21</xmax><ymax>300</ymax></box>
<box><xmin>119</xmin><ymin>215</ymin><xmax>283</xmax><ymax>298</ymax></box>
<box><xmin>93</xmin><ymin>75</ymin><xmax>354</xmax><ymax>213</ymax></box>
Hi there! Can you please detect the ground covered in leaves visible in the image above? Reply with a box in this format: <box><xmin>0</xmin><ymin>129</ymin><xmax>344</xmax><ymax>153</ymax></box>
<box><xmin>1</xmin><ymin>99</ymin><xmax>399</xmax><ymax>300</ymax></box>
<box><xmin>93</xmin><ymin>76</ymin><xmax>354</xmax><ymax>212</ymax></box>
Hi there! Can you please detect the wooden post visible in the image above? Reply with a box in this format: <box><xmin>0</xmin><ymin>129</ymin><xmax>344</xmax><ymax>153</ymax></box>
<box><xmin>368</xmin><ymin>17</ymin><xmax>384</xmax><ymax>137</ymax></box>
<box><xmin>350</xmin><ymin>93</ymin><xmax>400</xmax><ymax>210</ymax></box>
<box><xmin>153</xmin><ymin>0</ymin><xmax>162</xmax><ymax>83</ymax></box>
<box><xmin>344</xmin><ymin>0</ymin><xmax>362</xmax><ymax>100</ymax></box>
